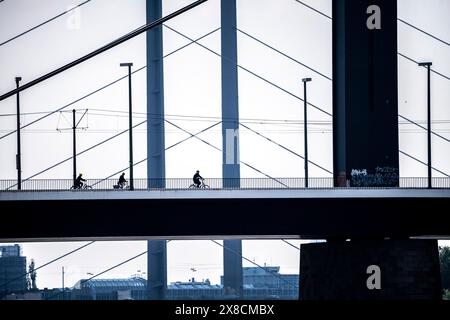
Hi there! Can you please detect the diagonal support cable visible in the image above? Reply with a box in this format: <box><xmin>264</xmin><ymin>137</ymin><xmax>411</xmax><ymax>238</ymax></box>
<box><xmin>0</xmin><ymin>0</ymin><xmax>209</xmax><ymax>101</ymax></box>
<box><xmin>398</xmin><ymin>53</ymin><xmax>450</xmax><ymax>81</ymax></box>
<box><xmin>211</xmin><ymin>240</ymin><xmax>298</xmax><ymax>288</ymax></box>
<box><xmin>0</xmin><ymin>241</ymin><xmax>95</xmax><ymax>290</ymax></box>
<box><xmin>399</xmin><ymin>115</ymin><xmax>450</xmax><ymax>144</ymax></box>
<box><xmin>0</xmin><ymin>27</ymin><xmax>220</xmax><ymax>141</ymax></box>
<box><xmin>5</xmin><ymin>120</ymin><xmax>147</xmax><ymax>189</ymax></box>
<box><xmin>91</xmin><ymin>121</ymin><xmax>222</xmax><ymax>186</ymax></box>
<box><xmin>240</xmin><ymin>122</ymin><xmax>332</xmax><ymax>175</ymax></box>
<box><xmin>165</xmin><ymin>120</ymin><xmax>289</xmax><ymax>188</ymax></box>
<box><xmin>399</xmin><ymin>150</ymin><xmax>450</xmax><ymax>177</ymax></box>
<box><xmin>397</xmin><ymin>18</ymin><xmax>450</xmax><ymax>47</ymax></box>
<box><xmin>164</xmin><ymin>25</ymin><xmax>332</xmax><ymax>117</ymax></box>
<box><xmin>237</xmin><ymin>28</ymin><xmax>332</xmax><ymax>81</ymax></box>
<box><xmin>0</xmin><ymin>0</ymin><xmax>94</xmax><ymax>47</ymax></box>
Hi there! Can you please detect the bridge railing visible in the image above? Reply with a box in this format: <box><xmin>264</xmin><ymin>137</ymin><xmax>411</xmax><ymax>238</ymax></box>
<box><xmin>1</xmin><ymin>177</ymin><xmax>450</xmax><ymax>191</ymax></box>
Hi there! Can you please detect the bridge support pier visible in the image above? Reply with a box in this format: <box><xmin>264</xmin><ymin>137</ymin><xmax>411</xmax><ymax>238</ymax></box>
<box><xmin>221</xmin><ymin>0</ymin><xmax>243</xmax><ymax>299</ymax></box>
<box><xmin>300</xmin><ymin>239</ymin><xmax>441</xmax><ymax>300</ymax></box>
<box><xmin>332</xmin><ymin>0</ymin><xmax>399</xmax><ymax>187</ymax></box>
<box><xmin>146</xmin><ymin>0</ymin><xmax>167</xmax><ymax>300</ymax></box>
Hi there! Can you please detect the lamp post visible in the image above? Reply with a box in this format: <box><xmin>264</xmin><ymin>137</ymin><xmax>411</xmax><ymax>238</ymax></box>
<box><xmin>418</xmin><ymin>62</ymin><xmax>432</xmax><ymax>189</ymax></box>
<box><xmin>302</xmin><ymin>78</ymin><xmax>312</xmax><ymax>188</ymax></box>
<box><xmin>15</xmin><ymin>77</ymin><xmax>22</xmax><ymax>190</ymax></box>
<box><xmin>120</xmin><ymin>62</ymin><xmax>134</xmax><ymax>190</ymax></box>
<box><xmin>62</xmin><ymin>266</ymin><xmax>65</xmax><ymax>300</ymax></box>
<box><xmin>72</xmin><ymin>109</ymin><xmax>77</xmax><ymax>187</ymax></box>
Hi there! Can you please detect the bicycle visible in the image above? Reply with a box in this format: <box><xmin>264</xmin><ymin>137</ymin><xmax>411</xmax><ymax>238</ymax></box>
<box><xmin>113</xmin><ymin>181</ymin><xmax>130</xmax><ymax>190</ymax></box>
<box><xmin>189</xmin><ymin>179</ymin><xmax>210</xmax><ymax>189</ymax></box>
<box><xmin>70</xmin><ymin>182</ymin><xmax>93</xmax><ymax>190</ymax></box>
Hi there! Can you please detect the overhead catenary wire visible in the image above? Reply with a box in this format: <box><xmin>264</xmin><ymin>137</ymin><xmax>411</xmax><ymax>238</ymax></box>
<box><xmin>5</xmin><ymin>120</ymin><xmax>147</xmax><ymax>190</ymax></box>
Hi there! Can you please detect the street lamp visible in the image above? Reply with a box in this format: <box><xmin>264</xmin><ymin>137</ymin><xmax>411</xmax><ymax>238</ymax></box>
<box><xmin>15</xmin><ymin>77</ymin><xmax>22</xmax><ymax>190</ymax></box>
<box><xmin>120</xmin><ymin>62</ymin><xmax>134</xmax><ymax>190</ymax></box>
<box><xmin>302</xmin><ymin>78</ymin><xmax>312</xmax><ymax>188</ymax></box>
<box><xmin>418</xmin><ymin>62</ymin><xmax>432</xmax><ymax>189</ymax></box>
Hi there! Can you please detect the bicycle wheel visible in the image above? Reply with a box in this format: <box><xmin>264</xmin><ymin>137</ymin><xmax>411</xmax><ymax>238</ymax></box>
<box><xmin>189</xmin><ymin>184</ymin><xmax>197</xmax><ymax>189</ymax></box>
<box><xmin>84</xmin><ymin>185</ymin><xmax>93</xmax><ymax>190</ymax></box>
<box><xmin>202</xmin><ymin>184</ymin><xmax>210</xmax><ymax>189</ymax></box>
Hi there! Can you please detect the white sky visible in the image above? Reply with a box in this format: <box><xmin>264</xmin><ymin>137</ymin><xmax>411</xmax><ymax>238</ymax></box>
<box><xmin>0</xmin><ymin>0</ymin><xmax>449</xmax><ymax>289</ymax></box>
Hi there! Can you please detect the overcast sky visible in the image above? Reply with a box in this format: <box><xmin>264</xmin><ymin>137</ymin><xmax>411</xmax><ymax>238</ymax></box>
<box><xmin>0</xmin><ymin>0</ymin><xmax>449</xmax><ymax>289</ymax></box>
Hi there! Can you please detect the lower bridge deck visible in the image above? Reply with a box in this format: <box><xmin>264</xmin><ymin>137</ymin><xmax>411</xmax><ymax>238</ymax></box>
<box><xmin>1</xmin><ymin>189</ymin><xmax>449</xmax><ymax>241</ymax></box>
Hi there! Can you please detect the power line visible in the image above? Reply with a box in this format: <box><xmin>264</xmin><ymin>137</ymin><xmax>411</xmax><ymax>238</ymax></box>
<box><xmin>0</xmin><ymin>241</ymin><xmax>95</xmax><ymax>292</ymax></box>
<box><xmin>211</xmin><ymin>240</ymin><xmax>298</xmax><ymax>289</ymax></box>
<box><xmin>0</xmin><ymin>0</ymin><xmax>93</xmax><ymax>47</ymax></box>
<box><xmin>5</xmin><ymin>120</ymin><xmax>147</xmax><ymax>190</ymax></box>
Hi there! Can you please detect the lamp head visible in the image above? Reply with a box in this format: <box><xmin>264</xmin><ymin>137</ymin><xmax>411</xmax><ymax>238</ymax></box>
<box><xmin>302</xmin><ymin>78</ymin><xmax>312</xmax><ymax>83</ymax></box>
<box><xmin>120</xmin><ymin>62</ymin><xmax>133</xmax><ymax>67</ymax></box>
<box><xmin>418</xmin><ymin>62</ymin><xmax>432</xmax><ymax>67</ymax></box>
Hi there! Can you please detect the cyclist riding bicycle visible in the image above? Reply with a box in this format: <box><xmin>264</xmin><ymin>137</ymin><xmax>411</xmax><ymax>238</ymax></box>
<box><xmin>74</xmin><ymin>173</ymin><xmax>86</xmax><ymax>189</ymax></box>
<box><xmin>117</xmin><ymin>172</ymin><xmax>127</xmax><ymax>189</ymax></box>
<box><xmin>193</xmin><ymin>170</ymin><xmax>204</xmax><ymax>188</ymax></box>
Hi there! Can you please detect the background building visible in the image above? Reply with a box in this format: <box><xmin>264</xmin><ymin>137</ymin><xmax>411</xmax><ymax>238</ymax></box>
<box><xmin>0</xmin><ymin>244</ymin><xmax>27</xmax><ymax>299</ymax></box>
<box><xmin>43</xmin><ymin>266</ymin><xmax>299</xmax><ymax>300</ymax></box>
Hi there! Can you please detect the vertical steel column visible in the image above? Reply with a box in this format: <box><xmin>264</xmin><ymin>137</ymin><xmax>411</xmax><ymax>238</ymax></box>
<box><xmin>15</xmin><ymin>77</ymin><xmax>22</xmax><ymax>190</ymax></box>
<box><xmin>147</xmin><ymin>0</ymin><xmax>166</xmax><ymax>189</ymax></box>
<box><xmin>147</xmin><ymin>0</ymin><xmax>167</xmax><ymax>300</ymax></box>
<box><xmin>221</xmin><ymin>0</ymin><xmax>243</xmax><ymax>299</ymax></box>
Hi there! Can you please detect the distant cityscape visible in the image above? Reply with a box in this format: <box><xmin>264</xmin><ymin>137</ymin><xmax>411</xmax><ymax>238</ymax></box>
<box><xmin>1</xmin><ymin>244</ymin><xmax>299</xmax><ymax>300</ymax></box>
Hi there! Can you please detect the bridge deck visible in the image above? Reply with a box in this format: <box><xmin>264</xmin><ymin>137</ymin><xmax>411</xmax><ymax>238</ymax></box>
<box><xmin>1</xmin><ymin>189</ymin><xmax>449</xmax><ymax>241</ymax></box>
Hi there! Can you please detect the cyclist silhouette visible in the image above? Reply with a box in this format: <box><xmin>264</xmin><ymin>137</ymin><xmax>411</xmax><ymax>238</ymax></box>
<box><xmin>193</xmin><ymin>170</ymin><xmax>204</xmax><ymax>188</ymax></box>
<box><xmin>74</xmin><ymin>173</ymin><xmax>86</xmax><ymax>189</ymax></box>
<box><xmin>117</xmin><ymin>172</ymin><xmax>127</xmax><ymax>189</ymax></box>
